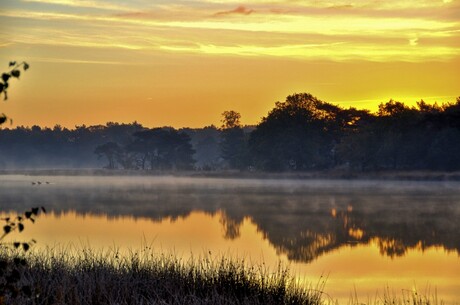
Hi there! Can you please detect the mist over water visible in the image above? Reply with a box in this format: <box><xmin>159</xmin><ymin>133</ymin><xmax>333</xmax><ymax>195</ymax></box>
<box><xmin>1</xmin><ymin>175</ymin><xmax>459</xmax><ymax>303</ymax></box>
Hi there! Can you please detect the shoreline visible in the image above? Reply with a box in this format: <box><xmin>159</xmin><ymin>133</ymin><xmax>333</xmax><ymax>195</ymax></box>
<box><xmin>1</xmin><ymin>168</ymin><xmax>460</xmax><ymax>181</ymax></box>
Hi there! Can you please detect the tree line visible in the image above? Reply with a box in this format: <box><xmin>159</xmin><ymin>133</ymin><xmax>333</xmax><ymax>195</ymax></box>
<box><xmin>248</xmin><ymin>93</ymin><xmax>460</xmax><ymax>171</ymax></box>
<box><xmin>1</xmin><ymin>93</ymin><xmax>459</xmax><ymax>171</ymax></box>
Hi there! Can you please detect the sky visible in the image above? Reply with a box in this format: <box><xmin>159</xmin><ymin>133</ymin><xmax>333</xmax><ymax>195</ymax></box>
<box><xmin>0</xmin><ymin>0</ymin><xmax>459</xmax><ymax>128</ymax></box>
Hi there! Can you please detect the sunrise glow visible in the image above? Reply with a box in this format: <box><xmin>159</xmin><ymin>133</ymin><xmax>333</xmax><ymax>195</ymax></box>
<box><xmin>0</xmin><ymin>0</ymin><xmax>459</xmax><ymax>127</ymax></box>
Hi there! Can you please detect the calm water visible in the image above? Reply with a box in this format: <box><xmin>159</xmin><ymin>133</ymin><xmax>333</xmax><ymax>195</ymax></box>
<box><xmin>1</xmin><ymin>175</ymin><xmax>459</xmax><ymax>303</ymax></box>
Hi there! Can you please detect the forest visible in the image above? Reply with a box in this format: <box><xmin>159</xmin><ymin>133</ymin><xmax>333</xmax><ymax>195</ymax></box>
<box><xmin>0</xmin><ymin>93</ymin><xmax>459</xmax><ymax>172</ymax></box>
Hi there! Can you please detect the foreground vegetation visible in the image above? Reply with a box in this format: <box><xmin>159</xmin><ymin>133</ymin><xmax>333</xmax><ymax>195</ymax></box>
<box><xmin>0</xmin><ymin>248</ymin><xmax>324</xmax><ymax>305</ymax></box>
<box><xmin>0</xmin><ymin>248</ymin><xmax>447</xmax><ymax>305</ymax></box>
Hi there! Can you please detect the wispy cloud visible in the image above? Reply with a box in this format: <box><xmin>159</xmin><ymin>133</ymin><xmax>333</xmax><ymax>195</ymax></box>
<box><xmin>327</xmin><ymin>4</ymin><xmax>354</xmax><ymax>10</ymax></box>
<box><xmin>26</xmin><ymin>56</ymin><xmax>127</xmax><ymax>65</ymax></box>
<box><xmin>214</xmin><ymin>6</ymin><xmax>255</xmax><ymax>16</ymax></box>
<box><xmin>160</xmin><ymin>42</ymin><xmax>459</xmax><ymax>62</ymax></box>
<box><xmin>21</xmin><ymin>0</ymin><xmax>132</xmax><ymax>12</ymax></box>
<box><xmin>2</xmin><ymin>0</ymin><xmax>459</xmax><ymax>62</ymax></box>
<box><xmin>191</xmin><ymin>0</ymin><xmax>456</xmax><ymax>10</ymax></box>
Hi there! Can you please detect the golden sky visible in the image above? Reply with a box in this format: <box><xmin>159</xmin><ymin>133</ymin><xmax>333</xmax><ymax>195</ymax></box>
<box><xmin>0</xmin><ymin>0</ymin><xmax>459</xmax><ymax>128</ymax></box>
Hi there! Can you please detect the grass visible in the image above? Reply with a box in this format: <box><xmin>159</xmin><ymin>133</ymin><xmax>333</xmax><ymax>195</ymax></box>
<box><xmin>349</xmin><ymin>285</ymin><xmax>445</xmax><ymax>305</ymax></box>
<box><xmin>0</xmin><ymin>247</ymin><xmax>447</xmax><ymax>305</ymax></box>
<box><xmin>1</xmin><ymin>247</ymin><xmax>325</xmax><ymax>305</ymax></box>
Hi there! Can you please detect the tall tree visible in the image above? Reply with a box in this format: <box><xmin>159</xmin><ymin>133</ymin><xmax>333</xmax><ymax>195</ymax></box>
<box><xmin>129</xmin><ymin>128</ymin><xmax>195</xmax><ymax>170</ymax></box>
<box><xmin>220</xmin><ymin>110</ymin><xmax>247</xmax><ymax>170</ymax></box>
<box><xmin>249</xmin><ymin>93</ymin><xmax>341</xmax><ymax>171</ymax></box>
<box><xmin>189</xmin><ymin>125</ymin><xmax>222</xmax><ymax>170</ymax></box>
<box><xmin>221</xmin><ymin>110</ymin><xmax>241</xmax><ymax>129</ymax></box>
<box><xmin>94</xmin><ymin>142</ymin><xmax>122</xmax><ymax>169</ymax></box>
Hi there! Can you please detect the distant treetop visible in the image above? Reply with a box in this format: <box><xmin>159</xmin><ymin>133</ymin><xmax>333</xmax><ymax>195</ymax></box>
<box><xmin>221</xmin><ymin>110</ymin><xmax>241</xmax><ymax>129</ymax></box>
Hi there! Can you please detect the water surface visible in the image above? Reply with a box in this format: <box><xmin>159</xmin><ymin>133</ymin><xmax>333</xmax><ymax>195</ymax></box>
<box><xmin>1</xmin><ymin>175</ymin><xmax>459</xmax><ymax>303</ymax></box>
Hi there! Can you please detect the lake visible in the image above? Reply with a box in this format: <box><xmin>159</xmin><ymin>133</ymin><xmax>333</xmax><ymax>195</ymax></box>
<box><xmin>1</xmin><ymin>175</ymin><xmax>459</xmax><ymax>303</ymax></box>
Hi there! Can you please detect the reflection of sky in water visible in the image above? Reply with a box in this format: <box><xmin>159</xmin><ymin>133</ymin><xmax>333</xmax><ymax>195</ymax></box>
<box><xmin>6</xmin><ymin>211</ymin><xmax>459</xmax><ymax>304</ymax></box>
<box><xmin>1</xmin><ymin>175</ymin><xmax>460</xmax><ymax>303</ymax></box>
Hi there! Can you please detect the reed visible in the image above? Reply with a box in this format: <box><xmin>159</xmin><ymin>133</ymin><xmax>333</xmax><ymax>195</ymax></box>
<box><xmin>0</xmin><ymin>247</ymin><xmax>446</xmax><ymax>305</ymax></box>
<box><xmin>1</xmin><ymin>247</ymin><xmax>324</xmax><ymax>305</ymax></box>
<box><xmin>348</xmin><ymin>285</ymin><xmax>444</xmax><ymax>305</ymax></box>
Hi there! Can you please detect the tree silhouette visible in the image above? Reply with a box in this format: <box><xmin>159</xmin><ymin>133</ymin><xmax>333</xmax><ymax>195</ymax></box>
<box><xmin>94</xmin><ymin>141</ymin><xmax>122</xmax><ymax>169</ymax></box>
<box><xmin>128</xmin><ymin>128</ymin><xmax>195</xmax><ymax>170</ymax></box>
<box><xmin>221</xmin><ymin>110</ymin><xmax>241</xmax><ymax>129</ymax></box>
<box><xmin>220</xmin><ymin>111</ymin><xmax>248</xmax><ymax>170</ymax></box>
<box><xmin>249</xmin><ymin>93</ymin><xmax>341</xmax><ymax>171</ymax></box>
<box><xmin>248</xmin><ymin>93</ymin><xmax>460</xmax><ymax>171</ymax></box>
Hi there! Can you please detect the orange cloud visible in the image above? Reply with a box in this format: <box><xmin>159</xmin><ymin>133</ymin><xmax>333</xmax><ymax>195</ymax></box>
<box><xmin>214</xmin><ymin>6</ymin><xmax>254</xmax><ymax>16</ymax></box>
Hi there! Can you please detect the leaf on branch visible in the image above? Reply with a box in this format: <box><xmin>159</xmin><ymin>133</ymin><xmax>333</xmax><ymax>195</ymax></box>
<box><xmin>22</xmin><ymin>243</ymin><xmax>30</xmax><ymax>252</ymax></box>
<box><xmin>9</xmin><ymin>61</ymin><xmax>16</xmax><ymax>67</ymax></box>
<box><xmin>41</xmin><ymin>206</ymin><xmax>47</xmax><ymax>213</ymax></box>
<box><xmin>23</xmin><ymin>62</ymin><xmax>30</xmax><ymax>71</ymax></box>
<box><xmin>0</xmin><ymin>82</ymin><xmax>4</xmax><ymax>93</ymax></box>
<box><xmin>0</xmin><ymin>115</ymin><xmax>6</xmax><ymax>125</ymax></box>
<box><xmin>1</xmin><ymin>73</ymin><xmax>10</xmax><ymax>82</ymax></box>
<box><xmin>25</xmin><ymin>211</ymin><xmax>32</xmax><ymax>219</ymax></box>
<box><xmin>3</xmin><ymin>225</ymin><xmax>11</xmax><ymax>234</ymax></box>
<box><xmin>32</xmin><ymin>207</ymin><xmax>39</xmax><ymax>215</ymax></box>
<box><xmin>18</xmin><ymin>223</ymin><xmax>24</xmax><ymax>232</ymax></box>
<box><xmin>11</xmin><ymin>70</ymin><xmax>20</xmax><ymax>78</ymax></box>
<box><xmin>13</xmin><ymin>242</ymin><xmax>20</xmax><ymax>249</ymax></box>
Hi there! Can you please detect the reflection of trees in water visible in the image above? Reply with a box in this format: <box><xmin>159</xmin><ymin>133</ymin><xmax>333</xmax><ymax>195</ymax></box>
<box><xmin>219</xmin><ymin>213</ymin><xmax>243</xmax><ymax>240</ymax></box>
<box><xmin>262</xmin><ymin>195</ymin><xmax>460</xmax><ymax>262</ymax></box>
<box><xmin>1</xmin><ymin>181</ymin><xmax>459</xmax><ymax>263</ymax></box>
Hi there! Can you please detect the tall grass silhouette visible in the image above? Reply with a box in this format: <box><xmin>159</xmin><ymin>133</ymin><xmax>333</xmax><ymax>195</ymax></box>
<box><xmin>0</xmin><ymin>246</ymin><xmax>446</xmax><ymax>305</ymax></box>
<box><xmin>0</xmin><ymin>246</ymin><xmax>324</xmax><ymax>305</ymax></box>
